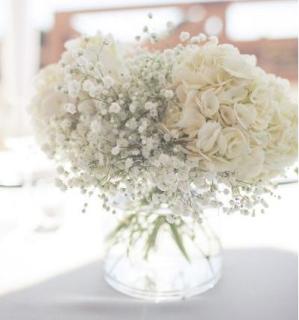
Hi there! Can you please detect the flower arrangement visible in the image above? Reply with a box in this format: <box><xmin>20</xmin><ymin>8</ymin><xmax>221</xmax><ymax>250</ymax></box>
<box><xmin>29</xmin><ymin>29</ymin><xmax>297</xmax><ymax>220</ymax></box>
<box><xmin>29</xmin><ymin>21</ymin><xmax>298</xmax><ymax>299</ymax></box>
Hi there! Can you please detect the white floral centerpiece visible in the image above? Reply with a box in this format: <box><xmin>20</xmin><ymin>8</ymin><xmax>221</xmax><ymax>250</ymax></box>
<box><xmin>29</xmin><ymin>26</ymin><xmax>297</xmax><ymax>300</ymax></box>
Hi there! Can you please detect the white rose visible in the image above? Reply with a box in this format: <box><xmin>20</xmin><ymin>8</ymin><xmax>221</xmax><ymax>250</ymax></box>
<box><xmin>221</xmin><ymin>127</ymin><xmax>249</xmax><ymax>159</ymax></box>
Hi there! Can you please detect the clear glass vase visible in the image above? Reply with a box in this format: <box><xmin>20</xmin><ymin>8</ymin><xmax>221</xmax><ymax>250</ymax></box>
<box><xmin>104</xmin><ymin>211</ymin><xmax>222</xmax><ymax>301</ymax></box>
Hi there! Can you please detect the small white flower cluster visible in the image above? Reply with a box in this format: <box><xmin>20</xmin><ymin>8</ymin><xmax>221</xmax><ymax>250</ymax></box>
<box><xmin>29</xmin><ymin>32</ymin><xmax>297</xmax><ymax>218</ymax></box>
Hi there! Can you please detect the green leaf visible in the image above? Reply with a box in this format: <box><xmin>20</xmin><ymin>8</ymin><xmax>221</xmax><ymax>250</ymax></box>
<box><xmin>169</xmin><ymin>223</ymin><xmax>190</xmax><ymax>263</ymax></box>
<box><xmin>144</xmin><ymin>216</ymin><xmax>165</xmax><ymax>260</ymax></box>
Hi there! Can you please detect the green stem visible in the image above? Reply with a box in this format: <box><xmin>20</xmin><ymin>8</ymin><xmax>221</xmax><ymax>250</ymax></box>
<box><xmin>144</xmin><ymin>216</ymin><xmax>165</xmax><ymax>260</ymax></box>
<box><xmin>168</xmin><ymin>222</ymin><xmax>190</xmax><ymax>263</ymax></box>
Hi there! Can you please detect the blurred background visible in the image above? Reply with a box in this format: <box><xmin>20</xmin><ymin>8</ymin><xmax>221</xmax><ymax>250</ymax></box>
<box><xmin>0</xmin><ymin>0</ymin><xmax>298</xmax><ymax>296</ymax></box>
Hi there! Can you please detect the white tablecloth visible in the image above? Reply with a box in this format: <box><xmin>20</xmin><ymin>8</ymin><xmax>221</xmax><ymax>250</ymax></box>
<box><xmin>0</xmin><ymin>167</ymin><xmax>297</xmax><ymax>320</ymax></box>
<box><xmin>0</xmin><ymin>248</ymin><xmax>297</xmax><ymax>320</ymax></box>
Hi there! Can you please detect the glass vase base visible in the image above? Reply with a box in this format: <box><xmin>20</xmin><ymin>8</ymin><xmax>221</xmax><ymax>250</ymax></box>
<box><xmin>105</xmin><ymin>270</ymin><xmax>221</xmax><ymax>302</ymax></box>
<box><xmin>104</xmin><ymin>252</ymin><xmax>222</xmax><ymax>302</ymax></box>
